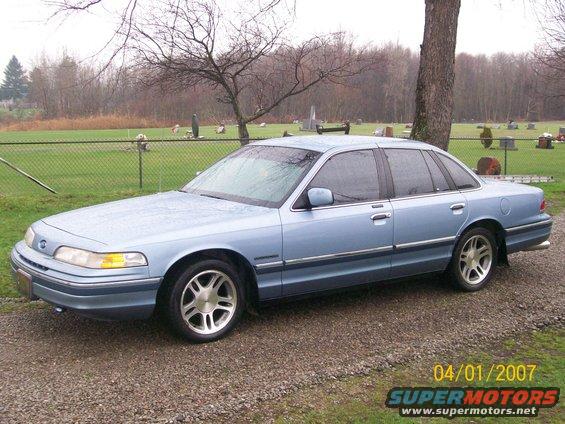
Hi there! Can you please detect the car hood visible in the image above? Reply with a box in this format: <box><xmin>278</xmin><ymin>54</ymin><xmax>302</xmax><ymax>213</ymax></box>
<box><xmin>42</xmin><ymin>191</ymin><xmax>274</xmax><ymax>245</ymax></box>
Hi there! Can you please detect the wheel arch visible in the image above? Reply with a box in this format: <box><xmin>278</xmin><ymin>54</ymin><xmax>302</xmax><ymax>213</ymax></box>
<box><xmin>157</xmin><ymin>248</ymin><xmax>259</xmax><ymax>312</ymax></box>
<box><xmin>459</xmin><ymin>217</ymin><xmax>508</xmax><ymax>265</ymax></box>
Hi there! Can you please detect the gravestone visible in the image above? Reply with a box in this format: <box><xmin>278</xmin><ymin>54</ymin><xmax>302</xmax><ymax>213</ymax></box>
<box><xmin>493</xmin><ymin>124</ymin><xmax>501</xmax><ymax>129</ymax></box>
<box><xmin>477</xmin><ymin>157</ymin><xmax>501</xmax><ymax>175</ymax></box>
<box><xmin>373</xmin><ymin>127</ymin><xmax>384</xmax><ymax>136</ymax></box>
<box><xmin>507</xmin><ymin>122</ymin><xmax>518</xmax><ymax>130</ymax></box>
<box><xmin>499</xmin><ymin>136</ymin><xmax>517</xmax><ymax>150</ymax></box>
<box><xmin>300</xmin><ymin>105</ymin><xmax>322</xmax><ymax>131</ymax></box>
<box><xmin>355</xmin><ymin>118</ymin><xmax>363</xmax><ymax>125</ymax></box>
<box><xmin>477</xmin><ymin>123</ymin><xmax>484</xmax><ymax>129</ymax></box>
<box><xmin>527</xmin><ymin>123</ymin><xmax>536</xmax><ymax>130</ymax></box>
<box><xmin>536</xmin><ymin>134</ymin><xmax>554</xmax><ymax>149</ymax></box>
<box><xmin>191</xmin><ymin>114</ymin><xmax>199</xmax><ymax>138</ymax></box>
<box><xmin>385</xmin><ymin>126</ymin><xmax>394</xmax><ymax>137</ymax></box>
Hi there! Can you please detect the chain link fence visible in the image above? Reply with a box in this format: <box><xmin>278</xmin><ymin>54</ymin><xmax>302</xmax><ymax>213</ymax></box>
<box><xmin>0</xmin><ymin>136</ymin><xmax>561</xmax><ymax>195</ymax></box>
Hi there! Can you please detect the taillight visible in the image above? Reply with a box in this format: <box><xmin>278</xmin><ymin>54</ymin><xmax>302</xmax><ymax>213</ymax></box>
<box><xmin>540</xmin><ymin>198</ymin><xmax>546</xmax><ymax>213</ymax></box>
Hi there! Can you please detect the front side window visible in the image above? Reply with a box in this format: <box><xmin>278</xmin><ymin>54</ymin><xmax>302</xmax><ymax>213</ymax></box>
<box><xmin>306</xmin><ymin>149</ymin><xmax>380</xmax><ymax>206</ymax></box>
<box><xmin>436</xmin><ymin>153</ymin><xmax>480</xmax><ymax>190</ymax></box>
<box><xmin>182</xmin><ymin>145</ymin><xmax>320</xmax><ymax>207</ymax></box>
<box><xmin>384</xmin><ymin>149</ymin><xmax>434</xmax><ymax>197</ymax></box>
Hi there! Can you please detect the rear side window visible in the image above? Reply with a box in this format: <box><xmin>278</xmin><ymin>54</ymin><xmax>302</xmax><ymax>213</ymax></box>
<box><xmin>384</xmin><ymin>149</ymin><xmax>434</xmax><ymax>197</ymax></box>
<box><xmin>436</xmin><ymin>154</ymin><xmax>479</xmax><ymax>190</ymax></box>
<box><xmin>308</xmin><ymin>149</ymin><xmax>380</xmax><ymax>205</ymax></box>
<box><xmin>423</xmin><ymin>151</ymin><xmax>451</xmax><ymax>192</ymax></box>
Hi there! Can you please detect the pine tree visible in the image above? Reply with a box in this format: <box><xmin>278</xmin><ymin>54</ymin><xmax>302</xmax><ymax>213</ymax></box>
<box><xmin>0</xmin><ymin>55</ymin><xmax>28</xmax><ymax>100</ymax></box>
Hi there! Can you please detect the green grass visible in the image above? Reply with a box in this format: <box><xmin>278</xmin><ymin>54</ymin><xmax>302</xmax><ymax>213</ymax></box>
<box><xmin>0</xmin><ymin>122</ymin><xmax>563</xmax><ymax>195</ymax></box>
<box><xmin>270</xmin><ymin>328</ymin><xmax>564</xmax><ymax>423</ymax></box>
<box><xmin>0</xmin><ymin>121</ymin><xmax>563</xmax><ymax>297</ymax></box>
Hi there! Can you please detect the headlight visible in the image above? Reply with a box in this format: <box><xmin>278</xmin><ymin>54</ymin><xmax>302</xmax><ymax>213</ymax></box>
<box><xmin>24</xmin><ymin>227</ymin><xmax>35</xmax><ymax>247</ymax></box>
<box><xmin>54</xmin><ymin>246</ymin><xmax>147</xmax><ymax>269</ymax></box>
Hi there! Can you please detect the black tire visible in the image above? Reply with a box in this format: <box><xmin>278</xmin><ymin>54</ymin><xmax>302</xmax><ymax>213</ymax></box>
<box><xmin>448</xmin><ymin>227</ymin><xmax>497</xmax><ymax>291</ymax></box>
<box><xmin>164</xmin><ymin>259</ymin><xmax>245</xmax><ymax>342</ymax></box>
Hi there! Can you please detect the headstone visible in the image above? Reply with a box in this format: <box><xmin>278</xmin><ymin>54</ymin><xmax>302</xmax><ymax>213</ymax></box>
<box><xmin>477</xmin><ymin>157</ymin><xmax>501</xmax><ymax>175</ymax></box>
<box><xmin>477</xmin><ymin>123</ymin><xmax>484</xmax><ymax>129</ymax></box>
<box><xmin>355</xmin><ymin>118</ymin><xmax>363</xmax><ymax>125</ymax></box>
<box><xmin>385</xmin><ymin>126</ymin><xmax>394</xmax><ymax>137</ymax></box>
<box><xmin>373</xmin><ymin>127</ymin><xmax>384</xmax><ymax>136</ymax></box>
<box><xmin>259</xmin><ymin>122</ymin><xmax>267</xmax><ymax>127</ymax></box>
<box><xmin>527</xmin><ymin>123</ymin><xmax>536</xmax><ymax>130</ymax></box>
<box><xmin>215</xmin><ymin>123</ymin><xmax>226</xmax><ymax>134</ymax></box>
<box><xmin>492</xmin><ymin>124</ymin><xmax>501</xmax><ymax>129</ymax></box>
<box><xmin>507</xmin><ymin>122</ymin><xmax>518</xmax><ymax>130</ymax></box>
<box><xmin>536</xmin><ymin>134</ymin><xmax>554</xmax><ymax>149</ymax></box>
<box><xmin>300</xmin><ymin>105</ymin><xmax>322</xmax><ymax>131</ymax></box>
<box><xmin>499</xmin><ymin>136</ymin><xmax>517</xmax><ymax>150</ymax></box>
<box><xmin>405</xmin><ymin>123</ymin><xmax>413</xmax><ymax>129</ymax></box>
<box><xmin>191</xmin><ymin>114</ymin><xmax>199</xmax><ymax>138</ymax></box>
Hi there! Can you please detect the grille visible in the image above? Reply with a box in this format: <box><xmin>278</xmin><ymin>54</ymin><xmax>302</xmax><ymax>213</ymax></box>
<box><xmin>19</xmin><ymin>254</ymin><xmax>49</xmax><ymax>271</ymax></box>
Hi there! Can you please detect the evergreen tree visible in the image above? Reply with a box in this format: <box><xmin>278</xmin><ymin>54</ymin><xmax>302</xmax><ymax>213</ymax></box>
<box><xmin>0</xmin><ymin>55</ymin><xmax>28</xmax><ymax>100</ymax></box>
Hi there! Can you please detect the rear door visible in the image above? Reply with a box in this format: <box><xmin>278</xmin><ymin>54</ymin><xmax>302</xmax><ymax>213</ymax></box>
<box><xmin>382</xmin><ymin>148</ymin><xmax>469</xmax><ymax>278</ymax></box>
<box><xmin>279</xmin><ymin>149</ymin><xmax>393</xmax><ymax>296</ymax></box>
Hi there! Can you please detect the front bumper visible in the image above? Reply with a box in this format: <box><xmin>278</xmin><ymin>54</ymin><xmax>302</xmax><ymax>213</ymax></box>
<box><xmin>11</xmin><ymin>247</ymin><xmax>161</xmax><ymax>320</ymax></box>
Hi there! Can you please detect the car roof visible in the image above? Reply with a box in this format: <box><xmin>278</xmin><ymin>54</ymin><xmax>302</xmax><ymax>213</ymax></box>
<box><xmin>252</xmin><ymin>135</ymin><xmax>438</xmax><ymax>153</ymax></box>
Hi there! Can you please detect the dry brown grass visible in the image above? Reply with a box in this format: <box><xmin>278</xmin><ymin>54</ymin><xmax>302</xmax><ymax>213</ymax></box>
<box><xmin>0</xmin><ymin>115</ymin><xmax>177</xmax><ymax>132</ymax></box>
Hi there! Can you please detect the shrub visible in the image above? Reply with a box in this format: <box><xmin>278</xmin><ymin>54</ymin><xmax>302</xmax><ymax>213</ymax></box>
<box><xmin>480</xmin><ymin>126</ymin><xmax>493</xmax><ymax>148</ymax></box>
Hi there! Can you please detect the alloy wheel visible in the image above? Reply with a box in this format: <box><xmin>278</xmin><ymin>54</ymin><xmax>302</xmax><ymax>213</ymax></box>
<box><xmin>459</xmin><ymin>235</ymin><xmax>493</xmax><ymax>285</ymax></box>
<box><xmin>180</xmin><ymin>270</ymin><xmax>237</xmax><ymax>335</ymax></box>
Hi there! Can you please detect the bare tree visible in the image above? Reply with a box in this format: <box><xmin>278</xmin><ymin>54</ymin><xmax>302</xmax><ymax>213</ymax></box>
<box><xmin>410</xmin><ymin>0</ymin><xmax>461</xmax><ymax>150</ymax></box>
<box><xmin>532</xmin><ymin>0</ymin><xmax>565</xmax><ymax>98</ymax></box>
<box><xmin>50</xmin><ymin>0</ymin><xmax>371</xmax><ymax>144</ymax></box>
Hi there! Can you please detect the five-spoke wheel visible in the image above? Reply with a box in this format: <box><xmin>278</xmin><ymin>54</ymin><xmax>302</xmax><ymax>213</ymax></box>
<box><xmin>449</xmin><ymin>227</ymin><xmax>497</xmax><ymax>291</ymax></box>
<box><xmin>164</xmin><ymin>259</ymin><xmax>245</xmax><ymax>342</ymax></box>
<box><xmin>180</xmin><ymin>270</ymin><xmax>237</xmax><ymax>335</ymax></box>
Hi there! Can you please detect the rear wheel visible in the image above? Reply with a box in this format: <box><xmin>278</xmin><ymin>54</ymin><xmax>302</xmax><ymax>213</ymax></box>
<box><xmin>165</xmin><ymin>259</ymin><xmax>245</xmax><ymax>342</ymax></box>
<box><xmin>448</xmin><ymin>227</ymin><xmax>497</xmax><ymax>291</ymax></box>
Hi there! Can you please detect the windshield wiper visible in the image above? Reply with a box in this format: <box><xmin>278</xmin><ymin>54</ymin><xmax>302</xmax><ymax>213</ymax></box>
<box><xmin>199</xmin><ymin>193</ymin><xmax>225</xmax><ymax>200</ymax></box>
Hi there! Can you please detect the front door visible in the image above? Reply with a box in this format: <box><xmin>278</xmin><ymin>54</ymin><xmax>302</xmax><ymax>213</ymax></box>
<box><xmin>279</xmin><ymin>149</ymin><xmax>394</xmax><ymax>296</ymax></box>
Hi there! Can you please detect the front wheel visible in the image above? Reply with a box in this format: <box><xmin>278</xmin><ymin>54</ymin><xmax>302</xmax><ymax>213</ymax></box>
<box><xmin>164</xmin><ymin>259</ymin><xmax>245</xmax><ymax>342</ymax></box>
<box><xmin>448</xmin><ymin>228</ymin><xmax>497</xmax><ymax>291</ymax></box>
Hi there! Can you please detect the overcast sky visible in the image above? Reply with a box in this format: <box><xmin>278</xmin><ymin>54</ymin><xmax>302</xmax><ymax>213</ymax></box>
<box><xmin>0</xmin><ymin>0</ymin><xmax>542</xmax><ymax>70</ymax></box>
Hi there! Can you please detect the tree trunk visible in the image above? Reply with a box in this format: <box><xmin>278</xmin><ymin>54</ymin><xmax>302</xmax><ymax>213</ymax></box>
<box><xmin>238</xmin><ymin>120</ymin><xmax>250</xmax><ymax>146</ymax></box>
<box><xmin>410</xmin><ymin>0</ymin><xmax>461</xmax><ymax>151</ymax></box>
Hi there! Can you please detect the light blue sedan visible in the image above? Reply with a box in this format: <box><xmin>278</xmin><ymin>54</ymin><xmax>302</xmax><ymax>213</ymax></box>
<box><xmin>11</xmin><ymin>136</ymin><xmax>552</xmax><ymax>342</ymax></box>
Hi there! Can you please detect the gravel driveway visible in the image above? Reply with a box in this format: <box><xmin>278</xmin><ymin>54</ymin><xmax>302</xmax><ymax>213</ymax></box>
<box><xmin>1</xmin><ymin>214</ymin><xmax>563</xmax><ymax>423</ymax></box>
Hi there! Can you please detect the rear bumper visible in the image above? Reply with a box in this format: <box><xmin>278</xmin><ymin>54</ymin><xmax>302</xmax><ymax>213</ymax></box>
<box><xmin>10</xmin><ymin>249</ymin><xmax>161</xmax><ymax>320</ymax></box>
<box><xmin>505</xmin><ymin>218</ymin><xmax>553</xmax><ymax>254</ymax></box>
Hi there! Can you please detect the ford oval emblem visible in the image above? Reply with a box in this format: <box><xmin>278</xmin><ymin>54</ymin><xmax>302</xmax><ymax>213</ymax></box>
<box><xmin>38</xmin><ymin>240</ymin><xmax>47</xmax><ymax>249</ymax></box>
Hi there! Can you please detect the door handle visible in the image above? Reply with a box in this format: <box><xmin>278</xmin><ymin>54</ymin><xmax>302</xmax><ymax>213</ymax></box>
<box><xmin>371</xmin><ymin>212</ymin><xmax>392</xmax><ymax>221</ymax></box>
<box><xmin>450</xmin><ymin>203</ymin><xmax>466</xmax><ymax>210</ymax></box>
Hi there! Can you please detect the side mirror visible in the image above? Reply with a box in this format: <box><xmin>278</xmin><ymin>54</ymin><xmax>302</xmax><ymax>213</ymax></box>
<box><xmin>307</xmin><ymin>187</ymin><xmax>334</xmax><ymax>208</ymax></box>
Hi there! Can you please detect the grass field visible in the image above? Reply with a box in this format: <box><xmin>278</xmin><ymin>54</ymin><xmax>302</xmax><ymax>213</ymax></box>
<box><xmin>0</xmin><ymin>122</ymin><xmax>563</xmax><ymax>297</ymax></box>
<box><xmin>0</xmin><ymin>122</ymin><xmax>564</xmax><ymax>195</ymax></box>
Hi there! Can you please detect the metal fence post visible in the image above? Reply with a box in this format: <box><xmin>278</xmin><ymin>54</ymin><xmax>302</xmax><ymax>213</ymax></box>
<box><xmin>138</xmin><ymin>145</ymin><xmax>143</xmax><ymax>189</ymax></box>
<box><xmin>504</xmin><ymin>142</ymin><xmax>508</xmax><ymax>175</ymax></box>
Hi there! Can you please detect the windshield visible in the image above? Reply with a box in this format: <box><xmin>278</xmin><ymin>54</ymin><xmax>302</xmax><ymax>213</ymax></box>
<box><xmin>181</xmin><ymin>145</ymin><xmax>320</xmax><ymax>207</ymax></box>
